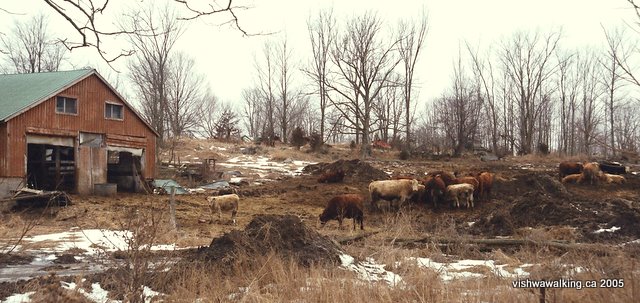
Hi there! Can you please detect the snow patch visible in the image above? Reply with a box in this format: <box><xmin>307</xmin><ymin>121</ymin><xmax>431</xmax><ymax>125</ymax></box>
<box><xmin>339</xmin><ymin>254</ymin><xmax>403</xmax><ymax>287</ymax></box>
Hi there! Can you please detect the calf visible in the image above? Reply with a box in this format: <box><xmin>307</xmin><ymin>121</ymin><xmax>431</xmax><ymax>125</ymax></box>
<box><xmin>207</xmin><ymin>194</ymin><xmax>239</xmax><ymax>224</ymax></box>
<box><xmin>319</xmin><ymin>194</ymin><xmax>364</xmax><ymax>230</ymax></box>
<box><xmin>445</xmin><ymin>183</ymin><xmax>474</xmax><ymax>208</ymax></box>
<box><xmin>558</xmin><ymin>161</ymin><xmax>584</xmax><ymax>180</ymax></box>
<box><xmin>455</xmin><ymin>176</ymin><xmax>480</xmax><ymax>199</ymax></box>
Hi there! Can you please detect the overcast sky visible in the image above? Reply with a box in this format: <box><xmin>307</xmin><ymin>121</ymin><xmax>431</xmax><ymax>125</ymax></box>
<box><xmin>0</xmin><ymin>0</ymin><xmax>638</xmax><ymax>109</ymax></box>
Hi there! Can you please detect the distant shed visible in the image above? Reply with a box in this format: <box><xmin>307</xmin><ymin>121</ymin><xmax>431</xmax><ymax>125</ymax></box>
<box><xmin>0</xmin><ymin>69</ymin><xmax>158</xmax><ymax>197</ymax></box>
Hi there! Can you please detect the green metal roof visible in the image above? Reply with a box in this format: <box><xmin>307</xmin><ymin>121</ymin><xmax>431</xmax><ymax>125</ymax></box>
<box><xmin>0</xmin><ymin>69</ymin><xmax>94</xmax><ymax>121</ymax></box>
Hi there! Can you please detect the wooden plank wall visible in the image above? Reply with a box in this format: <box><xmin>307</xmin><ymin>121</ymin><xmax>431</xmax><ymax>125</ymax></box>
<box><xmin>3</xmin><ymin>74</ymin><xmax>156</xmax><ymax>178</ymax></box>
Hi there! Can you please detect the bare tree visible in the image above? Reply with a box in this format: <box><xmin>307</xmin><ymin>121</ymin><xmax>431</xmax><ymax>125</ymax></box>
<box><xmin>254</xmin><ymin>42</ymin><xmax>277</xmax><ymax>145</ymax></box>
<box><xmin>601</xmin><ymin>26</ymin><xmax>629</xmax><ymax>156</ymax></box>
<box><xmin>373</xmin><ymin>74</ymin><xmax>403</xmax><ymax>144</ymax></box>
<box><xmin>555</xmin><ymin>50</ymin><xmax>580</xmax><ymax>155</ymax></box>
<box><xmin>327</xmin><ymin>12</ymin><xmax>401</xmax><ymax>158</ymax></box>
<box><xmin>241</xmin><ymin>87</ymin><xmax>263</xmax><ymax>140</ymax></box>
<box><xmin>397</xmin><ymin>12</ymin><xmax>428</xmax><ymax>150</ymax></box>
<box><xmin>38</xmin><ymin>0</ymin><xmax>248</xmax><ymax>63</ymax></box>
<box><xmin>1</xmin><ymin>14</ymin><xmax>66</xmax><ymax>73</ymax></box>
<box><xmin>466</xmin><ymin>43</ymin><xmax>501</xmax><ymax>154</ymax></box>
<box><xmin>126</xmin><ymin>5</ymin><xmax>184</xmax><ymax>144</ymax></box>
<box><xmin>305</xmin><ymin>9</ymin><xmax>336</xmax><ymax>142</ymax></box>
<box><xmin>576</xmin><ymin>51</ymin><xmax>604</xmax><ymax>155</ymax></box>
<box><xmin>166</xmin><ymin>52</ymin><xmax>206</xmax><ymax>137</ymax></box>
<box><xmin>198</xmin><ymin>91</ymin><xmax>219</xmax><ymax>139</ymax></box>
<box><xmin>434</xmin><ymin>55</ymin><xmax>482</xmax><ymax>156</ymax></box>
<box><xmin>500</xmin><ymin>30</ymin><xmax>561</xmax><ymax>154</ymax></box>
<box><xmin>275</xmin><ymin>36</ymin><xmax>296</xmax><ymax>143</ymax></box>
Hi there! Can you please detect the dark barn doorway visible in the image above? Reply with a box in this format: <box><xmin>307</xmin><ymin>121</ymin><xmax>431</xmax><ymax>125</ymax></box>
<box><xmin>27</xmin><ymin>144</ymin><xmax>76</xmax><ymax>191</ymax></box>
<box><xmin>107</xmin><ymin>150</ymin><xmax>143</xmax><ymax>192</ymax></box>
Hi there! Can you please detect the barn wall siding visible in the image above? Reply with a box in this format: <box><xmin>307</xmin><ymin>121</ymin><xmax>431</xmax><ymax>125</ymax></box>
<box><xmin>3</xmin><ymin>74</ymin><xmax>156</xmax><ymax>180</ymax></box>
<box><xmin>0</xmin><ymin>123</ymin><xmax>6</xmax><ymax>176</ymax></box>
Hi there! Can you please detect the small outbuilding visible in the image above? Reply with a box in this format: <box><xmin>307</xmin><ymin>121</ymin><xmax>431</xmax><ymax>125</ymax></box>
<box><xmin>0</xmin><ymin>69</ymin><xmax>158</xmax><ymax>197</ymax></box>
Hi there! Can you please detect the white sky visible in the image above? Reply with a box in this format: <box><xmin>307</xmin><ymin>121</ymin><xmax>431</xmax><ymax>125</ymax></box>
<box><xmin>0</xmin><ymin>0</ymin><xmax>638</xmax><ymax>109</ymax></box>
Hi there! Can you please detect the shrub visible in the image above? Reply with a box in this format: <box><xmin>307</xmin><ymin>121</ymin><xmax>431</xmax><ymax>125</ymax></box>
<box><xmin>309</xmin><ymin>132</ymin><xmax>323</xmax><ymax>152</ymax></box>
<box><xmin>290</xmin><ymin>127</ymin><xmax>306</xmax><ymax>150</ymax></box>
<box><xmin>399</xmin><ymin>149</ymin><xmax>411</xmax><ymax>160</ymax></box>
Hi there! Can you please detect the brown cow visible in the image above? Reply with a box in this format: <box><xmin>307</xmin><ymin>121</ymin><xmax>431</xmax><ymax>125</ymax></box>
<box><xmin>422</xmin><ymin>175</ymin><xmax>447</xmax><ymax>208</ymax></box>
<box><xmin>558</xmin><ymin>161</ymin><xmax>584</xmax><ymax>180</ymax></box>
<box><xmin>317</xmin><ymin>169</ymin><xmax>345</xmax><ymax>183</ymax></box>
<box><xmin>582</xmin><ymin>162</ymin><xmax>602</xmax><ymax>185</ymax></box>
<box><xmin>319</xmin><ymin>194</ymin><xmax>364</xmax><ymax>230</ymax></box>
<box><xmin>428</xmin><ymin>170</ymin><xmax>456</xmax><ymax>186</ymax></box>
<box><xmin>477</xmin><ymin>172</ymin><xmax>494</xmax><ymax>201</ymax></box>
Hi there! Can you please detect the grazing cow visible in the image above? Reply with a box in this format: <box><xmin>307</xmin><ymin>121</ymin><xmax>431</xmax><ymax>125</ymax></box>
<box><xmin>561</xmin><ymin>173</ymin><xmax>583</xmax><ymax>184</ymax></box>
<box><xmin>455</xmin><ymin>176</ymin><xmax>480</xmax><ymax>199</ymax></box>
<box><xmin>603</xmin><ymin>173</ymin><xmax>626</xmax><ymax>184</ymax></box>
<box><xmin>477</xmin><ymin>172</ymin><xmax>494</xmax><ymax>201</ymax></box>
<box><xmin>319</xmin><ymin>194</ymin><xmax>364</xmax><ymax>230</ymax></box>
<box><xmin>558</xmin><ymin>161</ymin><xmax>584</xmax><ymax>180</ymax></box>
<box><xmin>318</xmin><ymin>169</ymin><xmax>345</xmax><ymax>183</ymax></box>
<box><xmin>582</xmin><ymin>162</ymin><xmax>602</xmax><ymax>185</ymax></box>
<box><xmin>207</xmin><ymin>194</ymin><xmax>239</xmax><ymax>224</ymax></box>
<box><xmin>445</xmin><ymin>183</ymin><xmax>475</xmax><ymax>208</ymax></box>
<box><xmin>422</xmin><ymin>175</ymin><xmax>447</xmax><ymax>207</ymax></box>
<box><xmin>369</xmin><ymin>179</ymin><xmax>421</xmax><ymax>210</ymax></box>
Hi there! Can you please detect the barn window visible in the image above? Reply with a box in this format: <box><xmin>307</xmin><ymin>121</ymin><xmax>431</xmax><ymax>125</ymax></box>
<box><xmin>56</xmin><ymin>96</ymin><xmax>77</xmax><ymax>114</ymax></box>
<box><xmin>105</xmin><ymin>102</ymin><xmax>124</xmax><ymax>120</ymax></box>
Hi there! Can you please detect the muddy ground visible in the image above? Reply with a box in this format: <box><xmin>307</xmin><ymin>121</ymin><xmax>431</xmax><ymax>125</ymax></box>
<box><xmin>1</xmin><ymin>151</ymin><xmax>640</xmax><ymax>299</ymax></box>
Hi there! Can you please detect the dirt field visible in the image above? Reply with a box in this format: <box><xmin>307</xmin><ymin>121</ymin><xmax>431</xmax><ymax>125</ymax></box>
<box><xmin>2</xmin><ymin>141</ymin><xmax>640</xmax><ymax>301</ymax></box>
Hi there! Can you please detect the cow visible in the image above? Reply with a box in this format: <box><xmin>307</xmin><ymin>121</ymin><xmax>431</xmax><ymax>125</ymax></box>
<box><xmin>206</xmin><ymin>194</ymin><xmax>239</xmax><ymax>224</ymax></box>
<box><xmin>558</xmin><ymin>161</ymin><xmax>584</xmax><ymax>180</ymax></box>
<box><xmin>319</xmin><ymin>194</ymin><xmax>364</xmax><ymax>230</ymax></box>
<box><xmin>369</xmin><ymin>179</ymin><xmax>421</xmax><ymax>210</ymax></box>
<box><xmin>477</xmin><ymin>172</ymin><xmax>494</xmax><ymax>201</ymax></box>
<box><xmin>421</xmin><ymin>175</ymin><xmax>447</xmax><ymax>208</ymax></box>
<box><xmin>318</xmin><ymin>169</ymin><xmax>346</xmax><ymax>183</ymax></box>
<box><xmin>582</xmin><ymin>162</ymin><xmax>602</xmax><ymax>185</ymax></box>
<box><xmin>428</xmin><ymin>170</ymin><xmax>456</xmax><ymax>186</ymax></box>
<box><xmin>445</xmin><ymin>183</ymin><xmax>475</xmax><ymax>208</ymax></box>
<box><xmin>455</xmin><ymin>176</ymin><xmax>480</xmax><ymax>199</ymax></box>
<box><xmin>561</xmin><ymin>173</ymin><xmax>583</xmax><ymax>184</ymax></box>
<box><xmin>603</xmin><ymin>173</ymin><xmax>626</xmax><ymax>184</ymax></box>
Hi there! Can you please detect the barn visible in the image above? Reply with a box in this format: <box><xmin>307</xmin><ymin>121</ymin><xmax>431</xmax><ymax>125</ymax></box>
<box><xmin>0</xmin><ymin>69</ymin><xmax>158</xmax><ymax>197</ymax></box>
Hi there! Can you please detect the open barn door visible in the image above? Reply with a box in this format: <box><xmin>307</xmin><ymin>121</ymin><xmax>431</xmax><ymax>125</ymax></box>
<box><xmin>107</xmin><ymin>146</ymin><xmax>144</xmax><ymax>192</ymax></box>
<box><xmin>26</xmin><ymin>135</ymin><xmax>75</xmax><ymax>191</ymax></box>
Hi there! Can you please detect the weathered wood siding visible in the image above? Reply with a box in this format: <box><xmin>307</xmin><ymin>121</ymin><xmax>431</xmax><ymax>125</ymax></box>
<box><xmin>0</xmin><ymin>123</ymin><xmax>6</xmax><ymax>176</ymax></box>
<box><xmin>3</xmin><ymin>74</ymin><xmax>156</xmax><ymax>178</ymax></box>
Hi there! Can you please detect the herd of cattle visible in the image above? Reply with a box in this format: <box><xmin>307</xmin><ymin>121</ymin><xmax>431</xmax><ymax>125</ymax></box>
<box><xmin>204</xmin><ymin>160</ymin><xmax>630</xmax><ymax>231</ymax></box>
<box><xmin>317</xmin><ymin>170</ymin><xmax>495</xmax><ymax>230</ymax></box>
<box><xmin>559</xmin><ymin>161</ymin><xmax>627</xmax><ymax>185</ymax></box>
